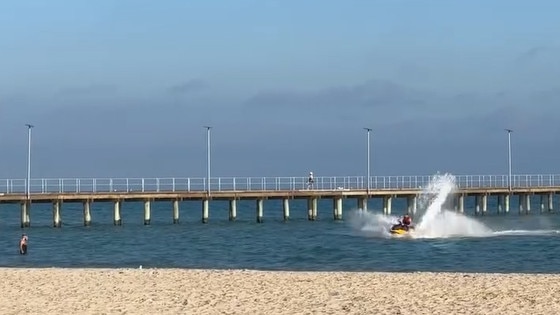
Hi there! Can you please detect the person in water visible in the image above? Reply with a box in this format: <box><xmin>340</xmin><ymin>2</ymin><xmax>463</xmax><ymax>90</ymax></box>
<box><xmin>19</xmin><ymin>233</ymin><xmax>28</xmax><ymax>255</ymax></box>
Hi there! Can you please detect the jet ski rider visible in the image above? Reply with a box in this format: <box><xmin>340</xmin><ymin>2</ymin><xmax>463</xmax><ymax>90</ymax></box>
<box><xmin>399</xmin><ymin>213</ymin><xmax>412</xmax><ymax>230</ymax></box>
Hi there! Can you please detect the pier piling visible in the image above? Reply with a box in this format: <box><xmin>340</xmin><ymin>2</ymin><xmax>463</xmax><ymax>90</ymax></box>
<box><xmin>83</xmin><ymin>201</ymin><xmax>92</xmax><ymax>226</ymax></box>
<box><xmin>458</xmin><ymin>194</ymin><xmax>464</xmax><ymax>213</ymax></box>
<box><xmin>407</xmin><ymin>195</ymin><xmax>417</xmax><ymax>215</ymax></box>
<box><xmin>172</xmin><ymin>199</ymin><xmax>179</xmax><ymax>224</ymax></box>
<box><xmin>143</xmin><ymin>200</ymin><xmax>151</xmax><ymax>225</ymax></box>
<box><xmin>357</xmin><ymin>197</ymin><xmax>367</xmax><ymax>211</ymax></box>
<box><xmin>333</xmin><ymin>197</ymin><xmax>343</xmax><ymax>220</ymax></box>
<box><xmin>202</xmin><ymin>199</ymin><xmax>209</xmax><ymax>224</ymax></box>
<box><xmin>383</xmin><ymin>196</ymin><xmax>392</xmax><ymax>215</ymax></box>
<box><xmin>20</xmin><ymin>201</ymin><xmax>30</xmax><ymax>228</ymax></box>
<box><xmin>313</xmin><ymin>198</ymin><xmax>318</xmax><ymax>220</ymax></box>
<box><xmin>453</xmin><ymin>195</ymin><xmax>458</xmax><ymax>212</ymax></box>
<box><xmin>256</xmin><ymin>199</ymin><xmax>264</xmax><ymax>223</ymax></box>
<box><xmin>229</xmin><ymin>199</ymin><xmax>237</xmax><ymax>221</ymax></box>
<box><xmin>475</xmin><ymin>195</ymin><xmax>480</xmax><ymax>215</ymax></box>
<box><xmin>307</xmin><ymin>197</ymin><xmax>317</xmax><ymax>221</ymax></box>
<box><xmin>52</xmin><ymin>200</ymin><xmax>62</xmax><ymax>228</ymax></box>
<box><xmin>113</xmin><ymin>200</ymin><xmax>122</xmax><ymax>225</ymax></box>
<box><xmin>519</xmin><ymin>194</ymin><xmax>531</xmax><ymax>214</ymax></box>
<box><xmin>497</xmin><ymin>195</ymin><xmax>503</xmax><ymax>214</ymax></box>
<box><xmin>282</xmin><ymin>198</ymin><xmax>290</xmax><ymax>221</ymax></box>
<box><xmin>549</xmin><ymin>193</ymin><xmax>554</xmax><ymax>212</ymax></box>
<box><xmin>307</xmin><ymin>198</ymin><xmax>317</xmax><ymax>220</ymax></box>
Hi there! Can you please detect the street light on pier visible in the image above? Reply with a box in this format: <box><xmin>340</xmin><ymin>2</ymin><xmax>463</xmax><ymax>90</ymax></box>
<box><xmin>363</xmin><ymin>127</ymin><xmax>372</xmax><ymax>195</ymax></box>
<box><xmin>25</xmin><ymin>124</ymin><xmax>34</xmax><ymax>200</ymax></box>
<box><xmin>204</xmin><ymin>126</ymin><xmax>212</xmax><ymax>194</ymax></box>
<box><xmin>505</xmin><ymin>129</ymin><xmax>513</xmax><ymax>191</ymax></box>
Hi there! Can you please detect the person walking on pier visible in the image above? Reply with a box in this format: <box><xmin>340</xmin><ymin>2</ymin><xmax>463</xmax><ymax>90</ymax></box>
<box><xmin>19</xmin><ymin>233</ymin><xmax>28</xmax><ymax>255</ymax></box>
<box><xmin>307</xmin><ymin>172</ymin><xmax>315</xmax><ymax>189</ymax></box>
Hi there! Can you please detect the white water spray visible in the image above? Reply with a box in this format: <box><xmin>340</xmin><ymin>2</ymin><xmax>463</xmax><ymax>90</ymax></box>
<box><xmin>349</xmin><ymin>173</ymin><xmax>494</xmax><ymax>239</ymax></box>
<box><xmin>348</xmin><ymin>211</ymin><xmax>396</xmax><ymax>238</ymax></box>
<box><xmin>349</xmin><ymin>173</ymin><xmax>560</xmax><ymax>239</ymax></box>
<box><xmin>411</xmin><ymin>173</ymin><xmax>493</xmax><ymax>238</ymax></box>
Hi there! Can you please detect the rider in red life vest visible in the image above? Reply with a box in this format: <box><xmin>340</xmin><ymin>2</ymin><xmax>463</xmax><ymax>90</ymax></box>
<box><xmin>400</xmin><ymin>214</ymin><xmax>412</xmax><ymax>229</ymax></box>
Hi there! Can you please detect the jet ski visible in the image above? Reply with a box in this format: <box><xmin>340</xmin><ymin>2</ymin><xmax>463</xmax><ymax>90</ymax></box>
<box><xmin>390</xmin><ymin>223</ymin><xmax>414</xmax><ymax>236</ymax></box>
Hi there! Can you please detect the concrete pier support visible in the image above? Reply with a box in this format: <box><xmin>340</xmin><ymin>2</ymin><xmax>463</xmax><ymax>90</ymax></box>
<box><xmin>202</xmin><ymin>199</ymin><xmax>209</xmax><ymax>224</ymax></box>
<box><xmin>540</xmin><ymin>195</ymin><xmax>547</xmax><ymax>213</ymax></box>
<box><xmin>407</xmin><ymin>196</ymin><xmax>417</xmax><ymax>215</ymax></box>
<box><xmin>143</xmin><ymin>200</ymin><xmax>151</xmax><ymax>225</ymax></box>
<box><xmin>519</xmin><ymin>194</ymin><xmax>530</xmax><ymax>214</ymax></box>
<box><xmin>497</xmin><ymin>195</ymin><xmax>503</xmax><ymax>214</ymax></box>
<box><xmin>549</xmin><ymin>193</ymin><xmax>554</xmax><ymax>212</ymax></box>
<box><xmin>333</xmin><ymin>197</ymin><xmax>343</xmax><ymax>220</ymax></box>
<box><xmin>383</xmin><ymin>196</ymin><xmax>392</xmax><ymax>215</ymax></box>
<box><xmin>458</xmin><ymin>194</ymin><xmax>464</xmax><ymax>213</ymax></box>
<box><xmin>113</xmin><ymin>201</ymin><xmax>122</xmax><ymax>225</ymax></box>
<box><xmin>229</xmin><ymin>199</ymin><xmax>237</xmax><ymax>221</ymax></box>
<box><xmin>453</xmin><ymin>195</ymin><xmax>458</xmax><ymax>212</ymax></box>
<box><xmin>481</xmin><ymin>194</ymin><xmax>488</xmax><ymax>215</ymax></box>
<box><xmin>83</xmin><ymin>201</ymin><xmax>92</xmax><ymax>226</ymax></box>
<box><xmin>307</xmin><ymin>197</ymin><xmax>318</xmax><ymax>220</ymax></box>
<box><xmin>256</xmin><ymin>199</ymin><xmax>264</xmax><ymax>223</ymax></box>
<box><xmin>444</xmin><ymin>195</ymin><xmax>454</xmax><ymax>211</ymax></box>
<box><xmin>357</xmin><ymin>197</ymin><xmax>367</xmax><ymax>211</ymax></box>
<box><xmin>20</xmin><ymin>201</ymin><xmax>30</xmax><ymax>228</ymax></box>
<box><xmin>505</xmin><ymin>195</ymin><xmax>510</xmax><ymax>213</ymax></box>
<box><xmin>52</xmin><ymin>200</ymin><xmax>62</xmax><ymax>228</ymax></box>
<box><xmin>474</xmin><ymin>195</ymin><xmax>480</xmax><ymax>215</ymax></box>
<box><xmin>172</xmin><ymin>199</ymin><xmax>179</xmax><ymax>224</ymax></box>
<box><xmin>282</xmin><ymin>198</ymin><xmax>290</xmax><ymax>221</ymax></box>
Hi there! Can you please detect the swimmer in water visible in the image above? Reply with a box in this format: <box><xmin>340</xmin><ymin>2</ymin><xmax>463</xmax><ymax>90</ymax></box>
<box><xmin>19</xmin><ymin>233</ymin><xmax>28</xmax><ymax>255</ymax></box>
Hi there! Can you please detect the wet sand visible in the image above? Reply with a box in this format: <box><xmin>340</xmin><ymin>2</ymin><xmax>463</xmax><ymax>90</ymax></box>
<box><xmin>1</xmin><ymin>268</ymin><xmax>559</xmax><ymax>315</ymax></box>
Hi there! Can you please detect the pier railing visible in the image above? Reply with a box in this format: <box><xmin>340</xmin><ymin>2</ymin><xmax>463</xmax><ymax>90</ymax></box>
<box><xmin>1</xmin><ymin>174</ymin><xmax>560</xmax><ymax>194</ymax></box>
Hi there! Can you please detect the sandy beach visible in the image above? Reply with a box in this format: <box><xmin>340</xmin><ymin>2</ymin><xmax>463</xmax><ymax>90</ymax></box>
<box><xmin>1</xmin><ymin>268</ymin><xmax>559</xmax><ymax>315</ymax></box>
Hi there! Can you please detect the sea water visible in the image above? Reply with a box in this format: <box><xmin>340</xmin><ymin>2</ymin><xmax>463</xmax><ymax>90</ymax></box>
<box><xmin>1</xmin><ymin>173</ymin><xmax>560</xmax><ymax>273</ymax></box>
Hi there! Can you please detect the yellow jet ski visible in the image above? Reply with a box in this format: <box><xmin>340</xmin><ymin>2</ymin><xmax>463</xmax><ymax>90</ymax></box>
<box><xmin>390</xmin><ymin>224</ymin><xmax>414</xmax><ymax>236</ymax></box>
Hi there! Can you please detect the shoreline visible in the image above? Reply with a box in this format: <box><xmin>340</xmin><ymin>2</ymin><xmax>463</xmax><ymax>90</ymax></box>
<box><xmin>2</xmin><ymin>268</ymin><xmax>559</xmax><ymax>315</ymax></box>
<box><xmin>2</xmin><ymin>266</ymin><xmax>560</xmax><ymax>274</ymax></box>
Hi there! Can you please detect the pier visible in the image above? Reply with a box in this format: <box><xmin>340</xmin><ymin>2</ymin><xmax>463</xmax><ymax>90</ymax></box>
<box><xmin>1</xmin><ymin>174</ymin><xmax>560</xmax><ymax>227</ymax></box>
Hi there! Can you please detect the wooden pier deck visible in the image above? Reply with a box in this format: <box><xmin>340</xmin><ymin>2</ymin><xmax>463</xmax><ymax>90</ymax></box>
<box><xmin>2</xmin><ymin>186</ymin><xmax>560</xmax><ymax>203</ymax></box>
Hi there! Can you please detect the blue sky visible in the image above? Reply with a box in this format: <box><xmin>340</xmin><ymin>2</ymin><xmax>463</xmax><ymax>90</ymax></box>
<box><xmin>1</xmin><ymin>0</ymin><xmax>559</xmax><ymax>178</ymax></box>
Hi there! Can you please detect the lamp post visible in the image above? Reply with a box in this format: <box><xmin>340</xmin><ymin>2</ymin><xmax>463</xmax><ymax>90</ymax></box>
<box><xmin>25</xmin><ymin>124</ymin><xmax>34</xmax><ymax>200</ymax></box>
<box><xmin>363</xmin><ymin>127</ymin><xmax>372</xmax><ymax>194</ymax></box>
<box><xmin>505</xmin><ymin>129</ymin><xmax>512</xmax><ymax>191</ymax></box>
<box><xmin>204</xmin><ymin>126</ymin><xmax>212</xmax><ymax>194</ymax></box>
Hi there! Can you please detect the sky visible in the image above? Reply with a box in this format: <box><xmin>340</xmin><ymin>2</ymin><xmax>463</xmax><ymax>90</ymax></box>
<box><xmin>1</xmin><ymin>0</ymin><xmax>559</xmax><ymax>179</ymax></box>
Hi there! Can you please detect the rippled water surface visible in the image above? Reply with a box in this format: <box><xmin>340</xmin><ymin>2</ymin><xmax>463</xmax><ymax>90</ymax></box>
<box><xmin>1</xmin><ymin>191</ymin><xmax>560</xmax><ymax>273</ymax></box>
